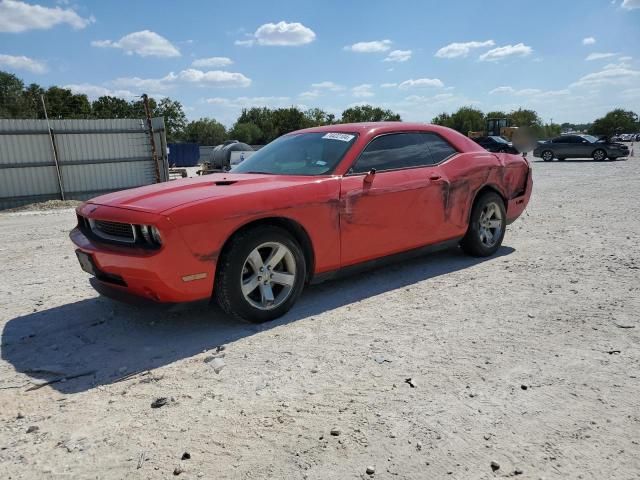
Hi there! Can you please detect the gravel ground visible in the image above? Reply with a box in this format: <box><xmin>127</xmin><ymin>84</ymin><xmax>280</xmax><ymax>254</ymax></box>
<box><xmin>1</xmin><ymin>146</ymin><xmax>639</xmax><ymax>479</ymax></box>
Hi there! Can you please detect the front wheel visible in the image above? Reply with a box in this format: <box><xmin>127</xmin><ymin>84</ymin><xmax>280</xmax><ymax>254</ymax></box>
<box><xmin>541</xmin><ymin>150</ymin><xmax>554</xmax><ymax>162</ymax></box>
<box><xmin>461</xmin><ymin>192</ymin><xmax>507</xmax><ymax>257</ymax></box>
<box><xmin>592</xmin><ymin>149</ymin><xmax>606</xmax><ymax>161</ymax></box>
<box><xmin>215</xmin><ymin>226</ymin><xmax>306</xmax><ymax>323</ymax></box>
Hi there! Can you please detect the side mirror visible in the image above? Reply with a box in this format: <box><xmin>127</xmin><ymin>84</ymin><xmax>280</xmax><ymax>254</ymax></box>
<box><xmin>363</xmin><ymin>168</ymin><xmax>376</xmax><ymax>184</ymax></box>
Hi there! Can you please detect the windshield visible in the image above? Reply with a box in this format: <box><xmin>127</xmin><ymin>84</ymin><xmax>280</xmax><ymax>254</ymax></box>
<box><xmin>232</xmin><ymin>132</ymin><xmax>358</xmax><ymax>175</ymax></box>
<box><xmin>580</xmin><ymin>135</ymin><xmax>599</xmax><ymax>143</ymax></box>
<box><xmin>489</xmin><ymin>136</ymin><xmax>509</xmax><ymax>144</ymax></box>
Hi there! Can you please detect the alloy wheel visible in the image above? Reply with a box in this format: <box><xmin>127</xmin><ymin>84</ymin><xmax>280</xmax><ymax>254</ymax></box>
<box><xmin>478</xmin><ymin>202</ymin><xmax>503</xmax><ymax>248</ymax></box>
<box><xmin>240</xmin><ymin>242</ymin><xmax>296</xmax><ymax>310</ymax></box>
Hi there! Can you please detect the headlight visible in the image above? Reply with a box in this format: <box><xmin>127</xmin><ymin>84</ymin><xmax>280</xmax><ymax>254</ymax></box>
<box><xmin>150</xmin><ymin>226</ymin><xmax>162</xmax><ymax>245</ymax></box>
<box><xmin>139</xmin><ymin>225</ymin><xmax>162</xmax><ymax>247</ymax></box>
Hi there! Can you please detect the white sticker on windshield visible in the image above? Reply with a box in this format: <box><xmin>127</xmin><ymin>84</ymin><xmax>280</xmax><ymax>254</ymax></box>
<box><xmin>322</xmin><ymin>132</ymin><xmax>355</xmax><ymax>142</ymax></box>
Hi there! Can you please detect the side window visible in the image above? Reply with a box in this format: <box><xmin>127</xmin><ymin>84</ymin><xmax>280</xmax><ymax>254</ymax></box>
<box><xmin>552</xmin><ymin>137</ymin><xmax>566</xmax><ymax>143</ymax></box>
<box><xmin>351</xmin><ymin>133</ymin><xmax>456</xmax><ymax>174</ymax></box>
<box><xmin>424</xmin><ymin>133</ymin><xmax>458</xmax><ymax>163</ymax></box>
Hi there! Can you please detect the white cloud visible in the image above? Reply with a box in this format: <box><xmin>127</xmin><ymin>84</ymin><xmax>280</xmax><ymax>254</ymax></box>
<box><xmin>236</xmin><ymin>21</ymin><xmax>315</xmax><ymax>47</ymax></box>
<box><xmin>619</xmin><ymin>56</ymin><xmax>633</xmax><ymax>61</ymax></box>
<box><xmin>192</xmin><ymin>57</ymin><xmax>233</xmax><ymax>68</ymax></box>
<box><xmin>92</xmin><ymin>30</ymin><xmax>180</xmax><ymax>57</ymax></box>
<box><xmin>622</xmin><ymin>0</ymin><xmax>640</xmax><ymax>9</ymax></box>
<box><xmin>64</xmin><ymin>83</ymin><xmax>137</xmax><ymax>100</ymax></box>
<box><xmin>384</xmin><ymin>49</ymin><xmax>412</xmax><ymax>62</ymax></box>
<box><xmin>344</xmin><ymin>40</ymin><xmax>392</xmax><ymax>53</ymax></box>
<box><xmin>0</xmin><ymin>0</ymin><xmax>94</xmax><ymax>33</ymax></box>
<box><xmin>299</xmin><ymin>90</ymin><xmax>320</xmax><ymax>99</ymax></box>
<box><xmin>582</xmin><ymin>37</ymin><xmax>596</xmax><ymax>45</ymax></box>
<box><xmin>0</xmin><ymin>53</ymin><xmax>46</xmax><ymax>73</ymax></box>
<box><xmin>398</xmin><ymin>78</ymin><xmax>444</xmax><ymax>89</ymax></box>
<box><xmin>177</xmin><ymin>69</ymin><xmax>251</xmax><ymax>87</ymax></box>
<box><xmin>205</xmin><ymin>96</ymin><xmax>291</xmax><ymax>108</ymax></box>
<box><xmin>479</xmin><ymin>43</ymin><xmax>533</xmax><ymax>61</ymax></box>
<box><xmin>585</xmin><ymin>52</ymin><xmax>618</xmax><ymax>61</ymax></box>
<box><xmin>571</xmin><ymin>66</ymin><xmax>640</xmax><ymax>88</ymax></box>
<box><xmin>435</xmin><ymin>40</ymin><xmax>495</xmax><ymax>58</ymax></box>
<box><xmin>380</xmin><ymin>82</ymin><xmax>398</xmax><ymax>88</ymax></box>
<box><xmin>112</xmin><ymin>68</ymin><xmax>251</xmax><ymax>91</ymax></box>
<box><xmin>489</xmin><ymin>86</ymin><xmax>570</xmax><ymax>98</ymax></box>
<box><xmin>489</xmin><ymin>86</ymin><xmax>515</xmax><ymax>94</ymax></box>
<box><xmin>311</xmin><ymin>81</ymin><xmax>345</xmax><ymax>91</ymax></box>
<box><xmin>234</xmin><ymin>39</ymin><xmax>255</xmax><ymax>47</ymax></box>
<box><xmin>352</xmin><ymin>84</ymin><xmax>374</xmax><ymax>98</ymax></box>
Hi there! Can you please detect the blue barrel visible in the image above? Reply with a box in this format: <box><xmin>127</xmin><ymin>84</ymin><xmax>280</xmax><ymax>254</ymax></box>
<box><xmin>168</xmin><ymin>143</ymin><xmax>200</xmax><ymax>167</ymax></box>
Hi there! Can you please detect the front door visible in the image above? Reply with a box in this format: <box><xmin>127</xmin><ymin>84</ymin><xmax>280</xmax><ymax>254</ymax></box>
<box><xmin>338</xmin><ymin>132</ymin><xmax>456</xmax><ymax>267</ymax></box>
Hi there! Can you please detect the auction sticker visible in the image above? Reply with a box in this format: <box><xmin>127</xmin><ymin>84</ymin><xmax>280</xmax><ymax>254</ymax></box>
<box><xmin>322</xmin><ymin>133</ymin><xmax>355</xmax><ymax>142</ymax></box>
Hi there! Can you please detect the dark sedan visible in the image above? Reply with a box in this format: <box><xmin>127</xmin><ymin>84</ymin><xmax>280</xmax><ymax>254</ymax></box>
<box><xmin>473</xmin><ymin>136</ymin><xmax>519</xmax><ymax>154</ymax></box>
<box><xmin>533</xmin><ymin>134</ymin><xmax>629</xmax><ymax>161</ymax></box>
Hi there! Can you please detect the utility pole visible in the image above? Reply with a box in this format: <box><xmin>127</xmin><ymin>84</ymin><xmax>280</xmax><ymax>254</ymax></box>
<box><xmin>41</xmin><ymin>94</ymin><xmax>65</xmax><ymax>200</ymax></box>
<box><xmin>142</xmin><ymin>94</ymin><xmax>161</xmax><ymax>183</ymax></box>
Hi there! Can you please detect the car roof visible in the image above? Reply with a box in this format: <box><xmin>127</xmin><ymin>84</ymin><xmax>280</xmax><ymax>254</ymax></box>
<box><xmin>291</xmin><ymin>122</ymin><xmax>486</xmax><ymax>153</ymax></box>
<box><xmin>295</xmin><ymin>122</ymin><xmax>443</xmax><ymax>135</ymax></box>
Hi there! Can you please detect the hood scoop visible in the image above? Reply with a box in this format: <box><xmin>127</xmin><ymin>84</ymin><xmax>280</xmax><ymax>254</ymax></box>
<box><xmin>214</xmin><ymin>180</ymin><xmax>238</xmax><ymax>186</ymax></box>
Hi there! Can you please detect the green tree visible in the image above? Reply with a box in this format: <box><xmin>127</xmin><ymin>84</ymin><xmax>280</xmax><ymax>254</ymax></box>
<box><xmin>589</xmin><ymin>109</ymin><xmax>639</xmax><ymax>137</ymax></box>
<box><xmin>304</xmin><ymin>107</ymin><xmax>336</xmax><ymax>126</ymax></box>
<box><xmin>21</xmin><ymin>83</ymin><xmax>45</xmax><ymax>119</ymax></box>
<box><xmin>0</xmin><ymin>71</ymin><xmax>26</xmax><ymax>118</ymax></box>
<box><xmin>271</xmin><ymin>107</ymin><xmax>309</xmax><ymax>139</ymax></box>
<box><xmin>156</xmin><ymin>97</ymin><xmax>187</xmax><ymax>142</ymax></box>
<box><xmin>43</xmin><ymin>86</ymin><xmax>91</xmax><ymax>118</ymax></box>
<box><xmin>129</xmin><ymin>96</ymin><xmax>156</xmax><ymax>118</ymax></box>
<box><xmin>182</xmin><ymin>118</ymin><xmax>227</xmax><ymax>145</ymax></box>
<box><xmin>485</xmin><ymin>111</ymin><xmax>508</xmax><ymax>120</ymax></box>
<box><xmin>431</xmin><ymin>112</ymin><xmax>452</xmax><ymax>127</ymax></box>
<box><xmin>229</xmin><ymin>122</ymin><xmax>263</xmax><ymax>144</ymax></box>
<box><xmin>92</xmin><ymin>96</ymin><xmax>132</xmax><ymax>118</ymax></box>
<box><xmin>236</xmin><ymin>107</ymin><xmax>276</xmax><ymax>143</ymax></box>
<box><xmin>508</xmin><ymin>108</ymin><xmax>542</xmax><ymax>129</ymax></box>
<box><xmin>448</xmin><ymin>106</ymin><xmax>485</xmax><ymax>134</ymax></box>
<box><xmin>340</xmin><ymin>105</ymin><xmax>401</xmax><ymax>123</ymax></box>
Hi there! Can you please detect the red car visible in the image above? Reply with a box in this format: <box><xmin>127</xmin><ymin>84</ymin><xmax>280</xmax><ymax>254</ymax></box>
<box><xmin>71</xmin><ymin>123</ymin><xmax>532</xmax><ymax>322</ymax></box>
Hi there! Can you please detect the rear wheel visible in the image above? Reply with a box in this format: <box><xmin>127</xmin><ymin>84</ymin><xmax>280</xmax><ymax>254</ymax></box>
<box><xmin>461</xmin><ymin>192</ymin><xmax>507</xmax><ymax>257</ymax></box>
<box><xmin>215</xmin><ymin>226</ymin><xmax>306</xmax><ymax>323</ymax></box>
<box><xmin>593</xmin><ymin>149</ymin><xmax>606</xmax><ymax>161</ymax></box>
<box><xmin>541</xmin><ymin>150</ymin><xmax>554</xmax><ymax>162</ymax></box>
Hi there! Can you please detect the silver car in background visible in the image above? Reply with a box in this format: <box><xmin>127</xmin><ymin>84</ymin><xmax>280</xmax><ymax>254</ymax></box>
<box><xmin>533</xmin><ymin>134</ymin><xmax>630</xmax><ymax>162</ymax></box>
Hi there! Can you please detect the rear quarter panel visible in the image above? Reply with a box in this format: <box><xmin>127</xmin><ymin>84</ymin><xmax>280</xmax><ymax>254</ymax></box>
<box><xmin>439</xmin><ymin>151</ymin><xmax>529</xmax><ymax>230</ymax></box>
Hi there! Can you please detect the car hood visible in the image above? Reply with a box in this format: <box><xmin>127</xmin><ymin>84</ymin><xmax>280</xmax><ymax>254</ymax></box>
<box><xmin>87</xmin><ymin>173</ymin><xmax>330</xmax><ymax>214</ymax></box>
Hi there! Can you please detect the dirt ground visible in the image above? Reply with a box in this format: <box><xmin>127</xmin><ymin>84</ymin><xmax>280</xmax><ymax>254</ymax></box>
<box><xmin>1</xmin><ymin>147</ymin><xmax>639</xmax><ymax>480</ymax></box>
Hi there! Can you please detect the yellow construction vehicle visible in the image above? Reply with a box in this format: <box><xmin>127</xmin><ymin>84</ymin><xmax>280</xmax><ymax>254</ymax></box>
<box><xmin>468</xmin><ymin>118</ymin><xmax>518</xmax><ymax>140</ymax></box>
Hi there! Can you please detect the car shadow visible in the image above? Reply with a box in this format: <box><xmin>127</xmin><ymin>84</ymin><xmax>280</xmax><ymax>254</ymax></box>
<box><xmin>1</xmin><ymin>246</ymin><xmax>514</xmax><ymax>394</ymax></box>
<box><xmin>531</xmin><ymin>158</ymin><xmax>628</xmax><ymax>163</ymax></box>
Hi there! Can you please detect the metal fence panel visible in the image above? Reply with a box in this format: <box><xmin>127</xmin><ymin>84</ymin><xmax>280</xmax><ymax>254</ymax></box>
<box><xmin>0</xmin><ymin>117</ymin><xmax>168</xmax><ymax>210</ymax></box>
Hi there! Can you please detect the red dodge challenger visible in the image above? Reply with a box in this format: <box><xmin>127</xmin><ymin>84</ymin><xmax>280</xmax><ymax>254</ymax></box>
<box><xmin>71</xmin><ymin>123</ymin><xmax>532</xmax><ymax>322</ymax></box>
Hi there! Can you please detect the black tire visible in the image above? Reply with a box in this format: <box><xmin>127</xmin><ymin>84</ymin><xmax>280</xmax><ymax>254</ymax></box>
<box><xmin>215</xmin><ymin>225</ymin><xmax>306</xmax><ymax>323</ymax></box>
<box><xmin>461</xmin><ymin>191</ymin><xmax>507</xmax><ymax>257</ymax></box>
<box><xmin>541</xmin><ymin>150</ymin><xmax>554</xmax><ymax>162</ymax></box>
<box><xmin>593</xmin><ymin>149</ymin><xmax>606</xmax><ymax>161</ymax></box>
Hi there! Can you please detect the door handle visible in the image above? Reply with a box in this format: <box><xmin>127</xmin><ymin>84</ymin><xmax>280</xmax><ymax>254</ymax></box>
<box><xmin>429</xmin><ymin>174</ymin><xmax>442</xmax><ymax>181</ymax></box>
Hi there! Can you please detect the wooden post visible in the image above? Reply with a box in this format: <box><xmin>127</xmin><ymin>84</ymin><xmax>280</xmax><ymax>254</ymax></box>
<box><xmin>142</xmin><ymin>94</ymin><xmax>161</xmax><ymax>183</ymax></box>
<box><xmin>41</xmin><ymin>94</ymin><xmax>65</xmax><ymax>200</ymax></box>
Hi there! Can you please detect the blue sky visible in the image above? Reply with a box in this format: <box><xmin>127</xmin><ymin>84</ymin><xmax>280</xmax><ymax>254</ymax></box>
<box><xmin>1</xmin><ymin>0</ymin><xmax>639</xmax><ymax>126</ymax></box>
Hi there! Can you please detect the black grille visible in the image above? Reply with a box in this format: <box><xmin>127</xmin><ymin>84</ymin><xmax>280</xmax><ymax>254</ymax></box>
<box><xmin>94</xmin><ymin>220</ymin><xmax>135</xmax><ymax>241</ymax></box>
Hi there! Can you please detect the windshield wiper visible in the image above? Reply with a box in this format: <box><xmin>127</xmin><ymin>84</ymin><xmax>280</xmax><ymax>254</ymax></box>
<box><xmin>242</xmin><ymin>171</ymin><xmax>275</xmax><ymax>175</ymax></box>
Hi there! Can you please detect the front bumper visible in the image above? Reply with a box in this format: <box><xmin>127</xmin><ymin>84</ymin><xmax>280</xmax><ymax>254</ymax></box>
<box><xmin>70</xmin><ymin>206</ymin><xmax>216</xmax><ymax>304</ymax></box>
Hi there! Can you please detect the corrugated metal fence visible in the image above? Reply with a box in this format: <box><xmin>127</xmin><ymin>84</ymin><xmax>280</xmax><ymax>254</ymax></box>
<box><xmin>0</xmin><ymin>118</ymin><xmax>168</xmax><ymax>210</ymax></box>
